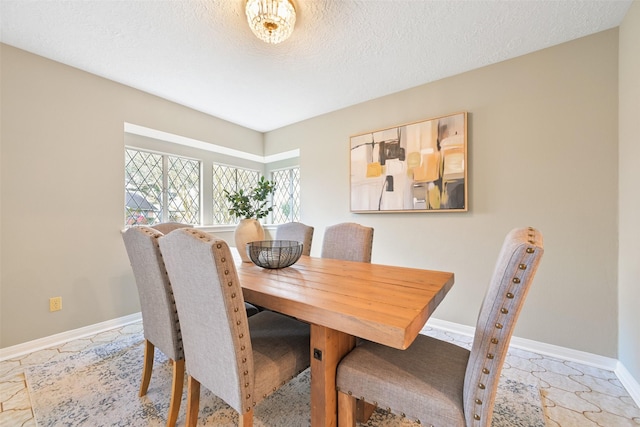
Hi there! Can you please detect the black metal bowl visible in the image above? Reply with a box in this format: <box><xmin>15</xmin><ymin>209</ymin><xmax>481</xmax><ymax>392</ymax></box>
<box><xmin>246</xmin><ymin>240</ymin><xmax>303</xmax><ymax>269</ymax></box>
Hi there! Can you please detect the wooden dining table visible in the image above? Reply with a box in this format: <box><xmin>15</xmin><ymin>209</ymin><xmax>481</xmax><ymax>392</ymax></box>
<box><xmin>235</xmin><ymin>254</ymin><xmax>454</xmax><ymax>427</ymax></box>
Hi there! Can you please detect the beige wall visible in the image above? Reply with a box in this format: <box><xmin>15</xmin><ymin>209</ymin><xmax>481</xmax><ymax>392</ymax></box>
<box><xmin>266</xmin><ymin>29</ymin><xmax>621</xmax><ymax>357</ymax></box>
<box><xmin>618</xmin><ymin>0</ymin><xmax>640</xmax><ymax>382</ymax></box>
<box><xmin>0</xmin><ymin>44</ymin><xmax>263</xmax><ymax>347</ymax></box>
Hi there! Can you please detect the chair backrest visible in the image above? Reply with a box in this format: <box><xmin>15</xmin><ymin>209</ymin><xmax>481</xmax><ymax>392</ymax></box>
<box><xmin>151</xmin><ymin>222</ymin><xmax>192</xmax><ymax>234</ymax></box>
<box><xmin>463</xmin><ymin>227</ymin><xmax>544</xmax><ymax>427</ymax></box>
<box><xmin>275</xmin><ymin>222</ymin><xmax>314</xmax><ymax>256</ymax></box>
<box><xmin>321</xmin><ymin>222</ymin><xmax>374</xmax><ymax>262</ymax></box>
<box><xmin>158</xmin><ymin>228</ymin><xmax>255</xmax><ymax>415</ymax></box>
<box><xmin>122</xmin><ymin>226</ymin><xmax>183</xmax><ymax>361</ymax></box>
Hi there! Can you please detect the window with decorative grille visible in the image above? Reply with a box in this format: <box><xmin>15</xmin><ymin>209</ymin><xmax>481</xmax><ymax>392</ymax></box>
<box><xmin>212</xmin><ymin>164</ymin><xmax>260</xmax><ymax>225</ymax></box>
<box><xmin>125</xmin><ymin>148</ymin><xmax>201</xmax><ymax>226</ymax></box>
<box><xmin>271</xmin><ymin>167</ymin><xmax>300</xmax><ymax>224</ymax></box>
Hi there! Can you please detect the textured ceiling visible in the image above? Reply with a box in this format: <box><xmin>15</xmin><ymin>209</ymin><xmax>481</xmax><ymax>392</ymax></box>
<box><xmin>0</xmin><ymin>0</ymin><xmax>633</xmax><ymax>132</ymax></box>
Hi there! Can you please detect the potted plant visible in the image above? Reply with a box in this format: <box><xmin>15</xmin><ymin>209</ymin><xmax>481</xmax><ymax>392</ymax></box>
<box><xmin>224</xmin><ymin>176</ymin><xmax>276</xmax><ymax>262</ymax></box>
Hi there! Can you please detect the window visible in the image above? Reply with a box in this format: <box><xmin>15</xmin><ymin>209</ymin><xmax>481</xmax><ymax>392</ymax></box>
<box><xmin>212</xmin><ymin>164</ymin><xmax>260</xmax><ymax>225</ymax></box>
<box><xmin>125</xmin><ymin>148</ymin><xmax>201</xmax><ymax>226</ymax></box>
<box><xmin>271</xmin><ymin>167</ymin><xmax>300</xmax><ymax>224</ymax></box>
<box><xmin>125</xmin><ymin>126</ymin><xmax>301</xmax><ymax>227</ymax></box>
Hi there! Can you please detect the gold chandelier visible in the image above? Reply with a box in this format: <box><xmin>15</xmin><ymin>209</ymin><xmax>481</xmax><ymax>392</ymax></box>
<box><xmin>245</xmin><ymin>0</ymin><xmax>296</xmax><ymax>45</ymax></box>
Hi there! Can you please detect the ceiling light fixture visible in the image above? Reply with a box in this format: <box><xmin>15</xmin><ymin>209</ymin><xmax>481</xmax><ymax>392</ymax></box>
<box><xmin>245</xmin><ymin>0</ymin><xmax>296</xmax><ymax>45</ymax></box>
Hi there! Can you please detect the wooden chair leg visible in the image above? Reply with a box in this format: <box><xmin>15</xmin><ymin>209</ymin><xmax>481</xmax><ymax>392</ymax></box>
<box><xmin>185</xmin><ymin>375</ymin><xmax>201</xmax><ymax>427</ymax></box>
<box><xmin>140</xmin><ymin>339</ymin><xmax>155</xmax><ymax>397</ymax></box>
<box><xmin>338</xmin><ymin>391</ymin><xmax>357</xmax><ymax>427</ymax></box>
<box><xmin>239</xmin><ymin>408</ymin><xmax>254</xmax><ymax>427</ymax></box>
<box><xmin>356</xmin><ymin>399</ymin><xmax>377</xmax><ymax>423</ymax></box>
<box><xmin>166</xmin><ymin>359</ymin><xmax>185</xmax><ymax>427</ymax></box>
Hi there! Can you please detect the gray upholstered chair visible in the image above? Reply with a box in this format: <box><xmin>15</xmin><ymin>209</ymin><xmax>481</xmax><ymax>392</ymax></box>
<box><xmin>158</xmin><ymin>228</ymin><xmax>311</xmax><ymax>427</ymax></box>
<box><xmin>321</xmin><ymin>222</ymin><xmax>374</xmax><ymax>262</ymax></box>
<box><xmin>121</xmin><ymin>226</ymin><xmax>185</xmax><ymax>427</ymax></box>
<box><xmin>152</xmin><ymin>222</ymin><xmax>260</xmax><ymax>317</ymax></box>
<box><xmin>275</xmin><ymin>221</ymin><xmax>314</xmax><ymax>256</ymax></box>
<box><xmin>336</xmin><ymin>227</ymin><xmax>544</xmax><ymax>427</ymax></box>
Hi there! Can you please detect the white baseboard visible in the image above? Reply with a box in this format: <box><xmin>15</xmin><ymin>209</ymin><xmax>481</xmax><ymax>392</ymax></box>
<box><xmin>616</xmin><ymin>361</ymin><xmax>640</xmax><ymax>408</ymax></box>
<box><xmin>2</xmin><ymin>313</ymin><xmax>639</xmax><ymax>409</ymax></box>
<box><xmin>424</xmin><ymin>318</ymin><xmax>640</xmax><ymax>408</ymax></box>
<box><xmin>0</xmin><ymin>312</ymin><xmax>142</xmax><ymax>362</ymax></box>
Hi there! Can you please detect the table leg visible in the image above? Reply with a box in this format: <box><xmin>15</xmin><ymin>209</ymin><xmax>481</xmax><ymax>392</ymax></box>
<box><xmin>310</xmin><ymin>324</ymin><xmax>356</xmax><ymax>427</ymax></box>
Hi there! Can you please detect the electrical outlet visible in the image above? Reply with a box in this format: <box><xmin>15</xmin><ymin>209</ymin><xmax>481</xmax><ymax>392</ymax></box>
<box><xmin>49</xmin><ymin>296</ymin><xmax>62</xmax><ymax>312</ymax></box>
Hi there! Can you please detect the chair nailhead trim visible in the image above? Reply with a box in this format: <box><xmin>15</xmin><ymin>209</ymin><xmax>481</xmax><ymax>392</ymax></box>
<box><xmin>467</xmin><ymin>229</ymin><xmax>540</xmax><ymax>427</ymax></box>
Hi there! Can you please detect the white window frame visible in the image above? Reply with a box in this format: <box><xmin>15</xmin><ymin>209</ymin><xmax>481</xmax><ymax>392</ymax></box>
<box><xmin>125</xmin><ymin>147</ymin><xmax>203</xmax><ymax>226</ymax></box>
<box><xmin>212</xmin><ymin>163</ymin><xmax>262</xmax><ymax>225</ymax></box>
<box><xmin>270</xmin><ymin>166</ymin><xmax>301</xmax><ymax>224</ymax></box>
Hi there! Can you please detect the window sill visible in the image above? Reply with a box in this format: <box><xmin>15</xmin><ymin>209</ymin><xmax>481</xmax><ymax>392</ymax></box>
<box><xmin>196</xmin><ymin>224</ymin><xmax>277</xmax><ymax>234</ymax></box>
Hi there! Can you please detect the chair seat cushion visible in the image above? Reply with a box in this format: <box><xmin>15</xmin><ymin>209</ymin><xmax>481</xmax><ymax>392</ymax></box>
<box><xmin>249</xmin><ymin>311</ymin><xmax>310</xmax><ymax>402</ymax></box>
<box><xmin>337</xmin><ymin>334</ymin><xmax>470</xmax><ymax>426</ymax></box>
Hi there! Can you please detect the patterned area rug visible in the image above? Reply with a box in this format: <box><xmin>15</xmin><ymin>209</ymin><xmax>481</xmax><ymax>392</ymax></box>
<box><xmin>26</xmin><ymin>332</ymin><xmax>546</xmax><ymax>426</ymax></box>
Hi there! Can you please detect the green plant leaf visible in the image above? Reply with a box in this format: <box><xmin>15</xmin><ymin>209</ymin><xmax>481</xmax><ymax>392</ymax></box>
<box><xmin>224</xmin><ymin>177</ymin><xmax>276</xmax><ymax>220</ymax></box>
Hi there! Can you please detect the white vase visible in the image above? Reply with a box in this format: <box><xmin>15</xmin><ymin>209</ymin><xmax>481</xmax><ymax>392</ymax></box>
<box><xmin>234</xmin><ymin>218</ymin><xmax>265</xmax><ymax>262</ymax></box>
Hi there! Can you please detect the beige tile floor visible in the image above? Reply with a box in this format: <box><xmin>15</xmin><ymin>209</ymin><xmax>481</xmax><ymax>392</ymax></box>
<box><xmin>1</xmin><ymin>322</ymin><xmax>639</xmax><ymax>426</ymax></box>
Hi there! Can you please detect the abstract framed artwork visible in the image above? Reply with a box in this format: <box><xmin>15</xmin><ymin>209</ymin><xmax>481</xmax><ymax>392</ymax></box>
<box><xmin>350</xmin><ymin>111</ymin><xmax>467</xmax><ymax>213</ymax></box>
